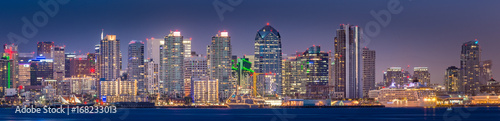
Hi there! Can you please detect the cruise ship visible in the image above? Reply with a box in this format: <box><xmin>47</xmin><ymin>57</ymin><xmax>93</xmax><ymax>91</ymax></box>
<box><xmin>377</xmin><ymin>82</ymin><xmax>437</xmax><ymax>107</ymax></box>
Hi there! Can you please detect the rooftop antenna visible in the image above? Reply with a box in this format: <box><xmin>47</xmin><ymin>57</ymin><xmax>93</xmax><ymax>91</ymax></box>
<box><xmin>101</xmin><ymin>29</ymin><xmax>104</xmax><ymax>40</ymax></box>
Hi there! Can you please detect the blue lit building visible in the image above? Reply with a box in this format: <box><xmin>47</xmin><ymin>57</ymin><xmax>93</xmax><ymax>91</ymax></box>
<box><xmin>254</xmin><ymin>23</ymin><xmax>282</xmax><ymax>96</ymax></box>
<box><xmin>29</xmin><ymin>56</ymin><xmax>54</xmax><ymax>86</ymax></box>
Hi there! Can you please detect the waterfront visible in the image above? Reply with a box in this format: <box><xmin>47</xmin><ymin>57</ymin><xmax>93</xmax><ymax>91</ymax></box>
<box><xmin>1</xmin><ymin>107</ymin><xmax>500</xmax><ymax>121</ymax></box>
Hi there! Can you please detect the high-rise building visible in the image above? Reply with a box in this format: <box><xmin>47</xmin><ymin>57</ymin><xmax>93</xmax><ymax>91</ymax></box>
<box><xmin>300</xmin><ymin>46</ymin><xmax>330</xmax><ymax>99</ymax></box>
<box><xmin>362</xmin><ymin>47</ymin><xmax>376</xmax><ymax>98</ymax></box>
<box><xmin>334</xmin><ymin>24</ymin><xmax>363</xmax><ymax>99</ymax></box>
<box><xmin>444</xmin><ymin>66</ymin><xmax>460</xmax><ymax>93</ymax></box>
<box><xmin>183</xmin><ymin>38</ymin><xmax>192</xmax><ymax>58</ymax></box>
<box><xmin>64</xmin><ymin>53</ymin><xmax>76</xmax><ymax>77</ymax></box>
<box><xmin>68</xmin><ymin>54</ymin><xmax>95</xmax><ymax>78</ymax></box>
<box><xmin>37</xmin><ymin>42</ymin><xmax>54</xmax><ymax>58</ymax></box>
<box><xmin>183</xmin><ymin>56</ymin><xmax>208</xmax><ymax>97</ymax></box>
<box><xmin>18</xmin><ymin>52</ymin><xmax>34</xmax><ymax>87</ymax></box>
<box><xmin>254</xmin><ymin>23</ymin><xmax>283</xmax><ymax>96</ymax></box>
<box><xmin>208</xmin><ymin>31</ymin><xmax>232</xmax><ymax>100</ymax></box>
<box><xmin>160</xmin><ymin>31</ymin><xmax>184</xmax><ymax>98</ymax></box>
<box><xmin>99</xmin><ymin>35</ymin><xmax>121</xmax><ymax>81</ymax></box>
<box><xmin>282</xmin><ymin>54</ymin><xmax>305</xmax><ymax>98</ymax></box>
<box><xmin>127</xmin><ymin>40</ymin><xmax>145</xmax><ymax>93</ymax></box>
<box><xmin>480</xmin><ymin>60</ymin><xmax>492</xmax><ymax>85</ymax></box>
<box><xmin>145</xmin><ymin>59</ymin><xmax>159</xmax><ymax>94</ymax></box>
<box><xmin>147</xmin><ymin>37</ymin><xmax>162</xmax><ymax>64</ymax></box>
<box><xmin>414</xmin><ymin>67</ymin><xmax>430</xmax><ymax>86</ymax></box>
<box><xmin>3</xmin><ymin>44</ymin><xmax>19</xmax><ymax>88</ymax></box>
<box><xmin>460</xmin><ymin>40</ymin><xmax>481</xmax><ymax>95</ymax></box>
<box><xmin>29</xmin><ymin>56</ymin><xmax>54</xmax><ymax>86</ymax></box>
<box><xmin>191</xmin><ymin>76</ymin><xmax>218</xmax><ymax>104</ymax></box>
<box><xmin>385</xmin><ymin>67</ymin><xmax>403</xmax><ymax>87</ymax></box>
<box><xmin>53</xmin><ymin>46</ymin><xmax>65</xmax><ymax>81</ymax></box>
<box><xmin>0</xmin><ymin>56</ymin><xmax>14</xmax><ymax>96</ymax></box>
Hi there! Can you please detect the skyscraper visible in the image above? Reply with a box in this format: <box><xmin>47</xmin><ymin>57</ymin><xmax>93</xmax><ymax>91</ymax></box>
<box><xmin>384</xmin><ymin>67</ymin><xmax>403</xmax><ymax>87</ymax></box>
<box><xmin>37</xmin><ymin>42</ymin><xmax>54</xmax><ymax>58</ymax></box>
<box><xmin>160</xmin><ymin>31</ymin><xmax>184</xmax><ymax>98</ymax></box>
<box><xmin>53</xmin><ymin>46</ymin><xmax>65</xmax><ymax>81</ymax></box>
<box><xmin>147</xmin><ymin>37</ymin><xmax>162</xmax><ymax>64</ymax></box>
<box><xmin>127</xmin><ymin>40</ymin><xmax>145</xmax><ymax>93</ymax></box>
<box><xmin>362</xmin><ymin>47</ymin><xmax>375</xmax><ymax>98</ymax></box>
<box><xmin>460</xmin><ymin>40</ymin><xmax>481</xmax><ymax>95</ymax></box>
<box><xmin>480</xmin><ymin>60</ymin><xmax>492</xmax><ymax>85</ymax></box>
<box><xmin>0</xmin><ymin>56</ymin><xmax>14</xmax><ymax>95</ymax></box>
<box><xmin>183</xmin><ymin>56</ymin><xmax>208</xmax><ymax>97</ymax></box>
<box><xmin>334</xmin><ymin>24</ymin><xmax>363</xmax><ymax>99</ymax></box>
<box><xmin>30</xmin><ymin>56</ymin><xmax>54</xmax><ymax>86</ymax></box>
<box><xmin>208</xmin><ymin>31</ymin><xmax>232</xmax><ymax>100</ymax></box>
<box><xmin>300</xmin><ymin>45</ymin><xmax>330</xmax><ymax>99</ymax></box>
<box><xmin>282</xmin><ymin>54</ymin><xmax>306</xmax><ymax>98</ymax></box>
<box><xmin>445</xmin><ymin>66</ymin><xmax>460</xmax><ymax>93</ymax></box>
<box><xmin>254</xmin><ymin>23</ymin><xmax>282</xmax><ymax>96</ymax></box>
<box><xmin>18</xmin><ymin>52</ymin><xmax>34</xmax><ymax>87</ymax></box>
<box><xmin>145</xmin><ymin>59</ymin><xmax>159</xmax><ymax>94</ymax></box>
<box><xmin>99</xmin><ymin>35</ymin><xmax>121</xmax><ymax>81</ymax></box>
<box><xmin>413</xmin><ymin>67</ymin><xmax>430</xmax><ymax>86</ymax></box>
<box><xmin>3</xmin><ymin>44</ymin><xmax>18</xmax><ymax>88</ymax></box>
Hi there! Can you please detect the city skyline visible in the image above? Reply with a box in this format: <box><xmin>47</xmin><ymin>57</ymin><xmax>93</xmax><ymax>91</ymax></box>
<box><xmin>1</xmin><ymin>0</ymin><xmax>500</xmax><ymax>85</ymax></box>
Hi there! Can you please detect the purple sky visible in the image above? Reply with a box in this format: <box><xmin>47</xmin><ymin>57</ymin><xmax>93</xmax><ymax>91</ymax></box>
<box><xmin>1</xmin><ymin>0</ymin><xmax>499</xmax><ymax>84</ymax></box>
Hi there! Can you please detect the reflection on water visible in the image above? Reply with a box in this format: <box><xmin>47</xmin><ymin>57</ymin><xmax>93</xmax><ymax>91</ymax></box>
<box><xmin>1</xmin><ymin>107</ymin><xmax>499</xmax><ymax>121</ymax></box>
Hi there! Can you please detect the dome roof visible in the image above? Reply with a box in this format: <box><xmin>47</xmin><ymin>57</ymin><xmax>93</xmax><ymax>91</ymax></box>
<box><xmin>256</xmin><ymin>24</ymin><xmax>280</xmax><ymax>39</ymax></box>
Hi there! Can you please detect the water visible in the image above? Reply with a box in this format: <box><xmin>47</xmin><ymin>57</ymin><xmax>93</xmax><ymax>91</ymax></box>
<box><xmin>1</xmin><ymin>107</ymin><xmax>500</xmax><ymax>121</ymax></box>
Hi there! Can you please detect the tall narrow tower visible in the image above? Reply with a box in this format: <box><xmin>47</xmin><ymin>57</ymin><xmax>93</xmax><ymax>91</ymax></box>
<box><xmin>99</xmin><ymin>35</ymin><xmax>121</xmax><ymax>81</ymax></box>
<box><xmin>208</xmin><ymin>31</ymin><xmax>232</xmax><ymax>100</ymax></box>
<box><xmin>160</xmin><ymin>31</ymin><xmax>184</xmax><ymax>98</ymax></box>
<box><xmin>128</xmin><ymin>40</ymin><xmax>145</xmax><ymax>93</ymax></box>
<box><xmin>460</xmin><ymin>40</ymin><xmax>481</xmax><ymax>95</ymax></box>
<box><xmin>334</xmin><ymin>24</ymin><xmax>363</xmax><ymax>99</ymax></box>
<box><xmin>254</xmin><ymin>23</ymin><xmax>283</xmax><ymax>96</ymax></box>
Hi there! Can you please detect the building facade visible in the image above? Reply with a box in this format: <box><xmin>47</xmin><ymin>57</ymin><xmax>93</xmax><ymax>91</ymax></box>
<box><xmin>208</xmin><ymin>31</ymin><xmax>232</xmax><ymax>100</ymax></box>
<box><xmin>460</xmin><ymin>40</ymin><xmax>481</xmax><ymax>95</ymax></box>
<box><xmin>127</xmin><ymin>40</ymin><xmax>145</xmax><ymax>93</ymax></box>
<box><xmin>183</xmin><ymin>56</ymin><xmax>208</xmax><ymax>97</ymax></box>
<box><xmin>160</xmin><ymin>31</ymin><xmax>184</xmax><ymax>98</ymax></box>
<box><xmin>37</xmin><ymin>42</ymin><xmax>54</xmax><ymax>58</ymax></box>
<box><xmin>99</xmin><ymin>35</ymin><xmax>121</xmax><ymax>81</ymax></box>
<box><xmin>413</xmin><ymin>67</ymin><xmax>430</xmax><ymax>86</ymax></box>
<box><xmin>191</xmin><ymin>77</ymin><xmax>218</xmax><ymax>104</ymax></box>
<box><xmin>53</xmin><ymin>46</ymin><xmax>65</xmax><ymax>81</ymax></box>
<box><xmin>254</xmin><ymin>23</ymin><xmax>283</xmax><ymax>96</ymax></box>
<box><xmin>29</xmin><ymin>56</ymin><xmax>54</xmax><ymax>86</ymax></box>
<box><xmin>362</xmin><ymin>47</ymin><xmax>376</xmax><ymax>98</ymax></box>
<box><xmin>334</xmin><ymin>24</ymin><xmax>363</xmax><ymax>99</ymax></box>
<box><xmin>445</xmin><ymin>66</ymin><xmax>460</xmax><ymax>93</ymax></box>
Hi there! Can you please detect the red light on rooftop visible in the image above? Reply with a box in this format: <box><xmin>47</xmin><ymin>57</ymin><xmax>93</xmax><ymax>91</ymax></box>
<box><xmin>266</xmin><ymin>22</ymin><xmax>270</xmax><ymax>26</ymax></box>
<box><xmin>151</xmin><ymin>37</ymin><xmax>155</xmax><ymax>40</ymax></box>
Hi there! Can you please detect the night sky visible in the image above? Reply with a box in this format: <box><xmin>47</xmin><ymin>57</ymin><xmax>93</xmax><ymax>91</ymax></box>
<box><xmin>1</xmin><ymin>0</ymin><xmax>499</xmax><ymax>84</ymax></box>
